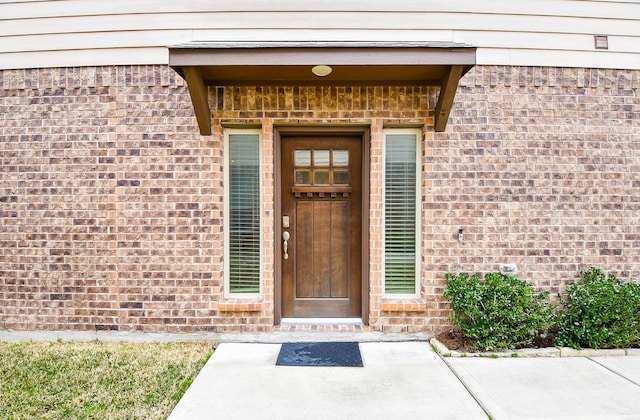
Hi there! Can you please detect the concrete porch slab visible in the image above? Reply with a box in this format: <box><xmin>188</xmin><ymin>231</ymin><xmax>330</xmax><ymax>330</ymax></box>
<box><xmin>592</xmin><ymin>356</ymin><xmax>640</xmax><ymax>386</ymax></box>
<box><xmin>446</xmin><ymin>356</ymin><xmax>640</xmax><ymax>420</ymax></box>
<box><xmin>168</xmin><ymin>342</ymin><xmax>487</xmax><ymax>420</ymax></box>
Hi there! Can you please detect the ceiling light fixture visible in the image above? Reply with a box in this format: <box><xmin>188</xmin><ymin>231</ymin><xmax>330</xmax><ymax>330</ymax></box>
<box><xmin>311</xmin><ymin>65</ymin><xmax>333</xmax><ymax>77</ymax></box>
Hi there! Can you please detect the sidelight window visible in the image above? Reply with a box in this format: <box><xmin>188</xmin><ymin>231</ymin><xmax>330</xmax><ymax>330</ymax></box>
<box><xmin>224</xmin><ymin>130</ymin><xmax>261</xmax><ymax>296</ymax></box>
<box><xmin>383</xmin><ymin>129</ymin><xmax>421</xmax><ymax>297</ymax></box>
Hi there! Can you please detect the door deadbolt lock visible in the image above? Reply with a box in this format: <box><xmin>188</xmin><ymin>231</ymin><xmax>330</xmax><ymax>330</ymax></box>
<box><xmin>282</xmin><ymin>216</ymin><xmax>290</xmax><ymax>228</ymax></box>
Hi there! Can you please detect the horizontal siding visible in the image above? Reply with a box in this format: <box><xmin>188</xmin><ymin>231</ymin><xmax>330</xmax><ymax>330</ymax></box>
<box><xmin>1</xmin><ymin>0</ymin><xmax>639</xmax><ymax>70</ymax></box>
<box><xmin>3</xmin><ymin>12</ymin><xmax>640</xmax><ymax>37</ymax></box>
<box><xmin>2</xmin><ymin>0</ymin><xmax>639</xmax><ymax>19</ymax></box>
<box><xmin>478</xmin><ymin>49</ymin><xmax>640</xmax><ymax>70</ymax></box>
<box><xmin>0</xmin><ymin>48</ymin><xmax>170</xmax><ymax>70</ymax></box>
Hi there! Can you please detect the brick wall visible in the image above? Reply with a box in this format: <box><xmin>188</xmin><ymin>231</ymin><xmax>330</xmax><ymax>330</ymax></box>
<box><xmin>1</xmin><ymin>65</ymin><xmax>639</xmax><ymax>333</ymax></box>
<box><xmin>415</xmin><ymin>66</ymin><xmax>640</xmax><ymax>333</ymax></box>
<box><xmin>439</xmin><ymin>67</ymin><xmax>640</xmax><ymax>288</ymax></box>
<box><xmin>0</xmin><ymin>66</ymin><xmax>223</xmax><ymax>332</ymax></box>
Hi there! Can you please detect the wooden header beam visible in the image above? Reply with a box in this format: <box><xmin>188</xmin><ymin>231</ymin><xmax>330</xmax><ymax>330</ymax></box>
<box><xmin>434</xmin><ymin>65</ymin><xmax>464</xmax><ymax>132</ymax></box>
<box><xmin>183</xmin><ymin>66</ymin><xmax>212</xmax><ymax>136</ymax></box>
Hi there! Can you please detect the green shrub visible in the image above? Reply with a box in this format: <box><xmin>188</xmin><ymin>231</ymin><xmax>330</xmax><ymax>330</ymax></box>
<box><xmin>444</xmin><ymin>272</ymin><xmax>557</xmax><ymax>351</ymax></box>
<box><xmin>557</xmin><ymin>267</ymin><xmax>640</xmax><ymax>349</ymax></box>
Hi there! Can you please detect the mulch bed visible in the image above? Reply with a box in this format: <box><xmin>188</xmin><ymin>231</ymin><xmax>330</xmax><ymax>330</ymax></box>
<box><xmin>435</xmin><ymin>329</ymin><xmax>557</xmax><ymax>353</ymax></box>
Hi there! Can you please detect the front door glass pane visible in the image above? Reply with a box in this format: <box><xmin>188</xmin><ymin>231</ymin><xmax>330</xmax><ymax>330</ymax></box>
<box><xmin>314</xmin><ymin>150</ymin><xmax>330</xmax><ymax>166</ymax></box>
<box><xmin>314</xmin><ymin>170</ymin><xmax>330</xmax><ymax>185</ymax></box>
<box><xmin>295</xmin><ymin>150</ymin><xmax>311</xmax><ymax>166</ymax></box>
<box><xmin>295</xmin><ymin>170</ymin><xmax>311</xmax><ymax>185</ymax></box>
<box><xmin>333</xmin><ymin>150</ymin><xmax>349</xmax><ymax>166</ymax></box>
<box><xmin>333</xmin><ymin>169</ymin><xmax>349</xmax><ymax>185</ymax></box>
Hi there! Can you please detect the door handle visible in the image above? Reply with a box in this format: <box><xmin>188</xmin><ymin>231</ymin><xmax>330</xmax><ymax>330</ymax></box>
<box><xmin>282</xmin><ymin>231</ymin><xmax>290</xmax><ymax>260</ymax></box>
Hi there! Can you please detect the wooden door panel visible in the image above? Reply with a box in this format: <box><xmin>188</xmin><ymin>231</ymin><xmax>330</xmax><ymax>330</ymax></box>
<box><xmin>313</xmin><ymin>201</ymin><xmax>332</xmax><ymax>297</ymax></box>
<box><xmin>295</xmin><ymin>201</ymin><xmax>314</xmax><ymax>298</ymax></box>
<box><xmin>330</xmin><ymin>201</ymin><xmax>349</xmax><ymax>298</ymax></box>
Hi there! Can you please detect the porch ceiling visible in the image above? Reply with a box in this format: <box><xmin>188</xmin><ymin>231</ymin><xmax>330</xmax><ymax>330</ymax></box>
<box><xmin>168</xmin><ymin>41</ymin><xmax>476</xmax><ymax>135</ymax></box>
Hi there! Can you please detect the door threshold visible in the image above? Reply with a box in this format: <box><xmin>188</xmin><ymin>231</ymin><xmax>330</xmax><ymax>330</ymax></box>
<box><xmin>281</xmin><ymin>318</ymin><xmax>364</xmax><ymax>325</ymax></box>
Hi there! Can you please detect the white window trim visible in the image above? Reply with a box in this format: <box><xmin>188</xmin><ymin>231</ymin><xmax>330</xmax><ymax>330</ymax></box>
<box><xmin>382</xmin><ymin>128</ymin><xmax>422</xmax><ymax>299</ymax></box>
<box><xmin>223</xmin><ymin>128</ymin><xmax>263</xmax><ymax>299</ymax></box>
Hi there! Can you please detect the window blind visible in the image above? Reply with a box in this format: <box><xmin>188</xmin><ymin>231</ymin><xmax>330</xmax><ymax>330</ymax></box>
<box><xmin>384</xmin><ymin>134</ymin><xmax>418</xmax><ymax>294</ymax></box>
<box><xmin>228</xmin><ymin>134</ymin><xmax>260</xmax><ymax>293</ymax></box>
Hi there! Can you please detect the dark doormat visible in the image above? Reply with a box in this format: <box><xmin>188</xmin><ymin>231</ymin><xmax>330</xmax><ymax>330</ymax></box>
<box><xmin>276</xmin><ymin>342</ymin><xmax>363</xmax><ymax>367</ymax></box>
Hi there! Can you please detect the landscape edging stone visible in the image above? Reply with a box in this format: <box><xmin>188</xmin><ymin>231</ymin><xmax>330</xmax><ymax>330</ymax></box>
<box><xmin>430</xmin><ymin>338</ymin><xmax>637</xmax><ymax>358</ymax></box>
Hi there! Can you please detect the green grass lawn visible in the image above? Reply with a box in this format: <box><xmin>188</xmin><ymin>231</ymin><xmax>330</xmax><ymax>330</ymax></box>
<box><xmin>0</xmin><ymin>340</ymin><xmax>212</xmax><ymax>419</ymax></box>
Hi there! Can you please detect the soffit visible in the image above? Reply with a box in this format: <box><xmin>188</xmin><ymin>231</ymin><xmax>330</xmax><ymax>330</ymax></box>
<box><xmin>168</xmin><ymin>41</ymin><xmax>476</xmax><ymax>135</ymax></box>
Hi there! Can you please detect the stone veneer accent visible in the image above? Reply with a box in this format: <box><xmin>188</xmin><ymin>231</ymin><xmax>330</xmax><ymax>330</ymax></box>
<box><xmin>1</xmin><ymin>65</ymin><xmax>639</xmax><ymax>333</ymax></box>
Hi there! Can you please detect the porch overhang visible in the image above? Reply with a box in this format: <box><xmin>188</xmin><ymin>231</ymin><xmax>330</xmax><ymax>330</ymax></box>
<box><xmin>168</xmin><ymin>41</ymin><xmax>476</xmax><ymax>135</ymax></box>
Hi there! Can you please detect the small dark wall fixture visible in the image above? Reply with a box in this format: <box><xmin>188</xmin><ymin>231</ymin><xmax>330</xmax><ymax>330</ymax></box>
<box><xmin>594</xmin><ymin>35</ymin><xmax>609</xmax><ymax>50</ymax></box>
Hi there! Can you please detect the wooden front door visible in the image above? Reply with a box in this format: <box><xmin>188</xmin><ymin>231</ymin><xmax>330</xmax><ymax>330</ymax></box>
<box><xmin>281</xmin><ymin>135</ymin><xmax>362</xmax><ymax>318</ymax></box>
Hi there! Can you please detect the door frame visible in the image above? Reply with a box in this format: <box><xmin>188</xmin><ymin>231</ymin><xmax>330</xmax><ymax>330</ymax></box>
<box><xmin>274</xmin><ymin>126</ymin><xmax>370</xmax><ymax>325</ymax></box>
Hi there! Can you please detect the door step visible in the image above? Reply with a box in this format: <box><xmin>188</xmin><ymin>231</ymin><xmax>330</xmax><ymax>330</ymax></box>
<box><xmin>280</xmin><ymin>318</ymin><xmax>364</xmax><ymax>326</ymax></box>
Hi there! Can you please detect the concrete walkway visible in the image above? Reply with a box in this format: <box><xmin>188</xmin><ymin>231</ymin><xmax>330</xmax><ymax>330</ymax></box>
<box><xmin>169</xmin><ymin>342</ymin><xmax>640</xmax><ymax>420</ymax></box>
